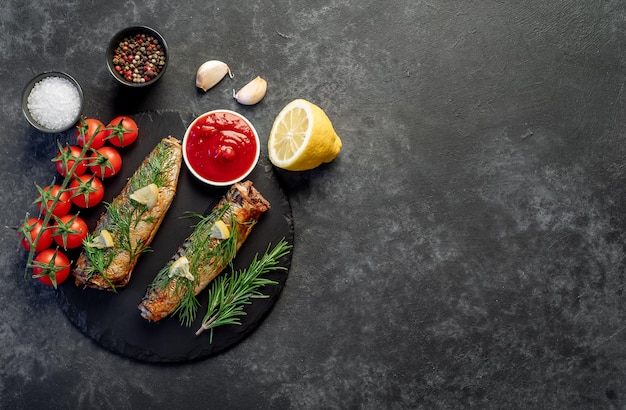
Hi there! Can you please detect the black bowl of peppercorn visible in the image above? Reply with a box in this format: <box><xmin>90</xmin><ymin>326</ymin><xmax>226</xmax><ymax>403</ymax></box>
<box><xmin>106</xmin><ymin>25</ymin><xmax>168</xmax><ymax>87</ymax></box>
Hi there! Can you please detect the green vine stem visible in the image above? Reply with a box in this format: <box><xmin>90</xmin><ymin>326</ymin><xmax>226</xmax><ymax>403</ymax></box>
<box><xmin>21</xmin><ymin>119</ymin><xmax>105</xmax><ymax>277</ymax></box>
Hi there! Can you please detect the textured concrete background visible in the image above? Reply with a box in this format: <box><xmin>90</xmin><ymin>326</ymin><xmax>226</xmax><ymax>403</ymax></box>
<box><xmin>2</xmin><ymin>1</ymin><xmax>626</xmax><ymax>408</ymax></box>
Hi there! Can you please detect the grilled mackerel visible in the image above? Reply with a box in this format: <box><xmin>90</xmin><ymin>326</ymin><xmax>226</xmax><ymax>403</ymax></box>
<box><xmin>73</xmin><ymin>137</ymin><xmax>183</xmax><ymax>291</ymax></box>
<box><xmin>138</xmin><ymin>180</ymin><xmax>270</xmax><ymax>323</ymax></box>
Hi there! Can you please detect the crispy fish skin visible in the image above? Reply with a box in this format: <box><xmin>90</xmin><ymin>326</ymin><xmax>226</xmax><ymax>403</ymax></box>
<box><xmin>73</xmin><ymin>136</ymin><xmax>183</xmax><ymax>290</ymax></box>
<box><xmin>138</xmin><ymin>180</ymin><xmax>270</xmax><ymax>322</ymax></box>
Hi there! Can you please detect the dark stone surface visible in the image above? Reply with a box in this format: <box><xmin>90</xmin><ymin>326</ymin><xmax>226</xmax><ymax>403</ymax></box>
<box><xmin>1</xmin><ymin>1</ymin><xmax>626</xmax><ymax>408</ymax></box>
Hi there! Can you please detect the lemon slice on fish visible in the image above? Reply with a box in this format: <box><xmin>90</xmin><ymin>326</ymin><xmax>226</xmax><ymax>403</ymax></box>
<box><xmin>210</xmin><ymin>220</ymin><xmax>230</xmax><ymax>239</ymax></box>
<box><xmin>86</xmin><ymin>229</ymin><xmax>114</xmax><ymax>249</ymax></box>
<box><xmin>168</xmin><ymin>256</ymin><xmax>194</xmax><ymax>281</ymax></box>
<box><xmin>129</xmin><ymin>183</ymin><xmax>159</xmax><ymax>209</ymax></box>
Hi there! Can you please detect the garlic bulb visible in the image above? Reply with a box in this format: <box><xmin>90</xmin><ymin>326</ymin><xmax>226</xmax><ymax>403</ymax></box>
<box><xmin>233</xmin><ymin>76</ymin><xmax>267</xmax><ymax>105</ymax></box>
<box><xmin>195</xmin><ymin>60</ymin><xmax>233</xmax><ymax>92</ymax></box>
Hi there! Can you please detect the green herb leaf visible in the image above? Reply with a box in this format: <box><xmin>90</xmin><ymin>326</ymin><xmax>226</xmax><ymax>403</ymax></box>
<box><xmin>195</xmin><ymin>238</ymin><xmax>292</xmax><ymax>342</ymax></box>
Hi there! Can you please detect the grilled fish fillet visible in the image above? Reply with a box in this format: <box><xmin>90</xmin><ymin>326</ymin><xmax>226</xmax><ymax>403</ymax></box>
<box><xmin>73</xmin><ymin>136</ymin><xmax>182</xmax><ymax>291</ymax></box>
<box><xmin>138</xmin><ymin>180</ymin><xmax>270</xmax><ymax>322</ymax></box>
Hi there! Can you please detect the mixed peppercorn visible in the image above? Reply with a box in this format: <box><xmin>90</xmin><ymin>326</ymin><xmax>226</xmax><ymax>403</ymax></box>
<box><xmin>111</xmin><ymin>33</ymin><xmax>166</xmax><ymax>84</ymax></box>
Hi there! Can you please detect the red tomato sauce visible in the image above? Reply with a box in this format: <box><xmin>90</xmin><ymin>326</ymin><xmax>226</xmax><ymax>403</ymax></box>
<box><xmin>185</xmin><ymin>111</ymin><xmax>257</xmax><ymax>183</ymax></box>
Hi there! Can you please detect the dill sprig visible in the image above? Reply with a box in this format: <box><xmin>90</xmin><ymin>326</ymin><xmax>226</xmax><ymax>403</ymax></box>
<box><xmin>195</xmin><ymin>238</ymin><xmax>292</xmax><ymax>342</ymax></box>
<box><xmin>151</xmin><ymin>205</ymin><xmax>234</xmax><ymax>289</ymax></box>
<box><xmin>187</xmin><ymin>204</ymin><xmax>236</xmax><ymax>269</ymax></box>
<box><xmin>130</xmin><ymin>142</ymin><xmax>171</xmax><ymax>190</ymax></box>
<box><xmin>150</xmin><ymin>204</ymin><xmax>240</xmax><ymax>327</ymax></box>
<box><xmin>172</xmin><ymin>278</ymin><xmax>201</xmax><ymax>327</ymax></box>
<box><xmin>106</xmin><ymin>201</ymin><xmax>152</xmax><ymax>261</ymax></box>
<box><xmin>82</xmin><ymin>234</ymin><xmax>116</xmax><ymax>290</ymax></box>
<box><xmin>79</xmin><ymin>139</ymin><xmax>174</xmax><ymax>284</ymax></box>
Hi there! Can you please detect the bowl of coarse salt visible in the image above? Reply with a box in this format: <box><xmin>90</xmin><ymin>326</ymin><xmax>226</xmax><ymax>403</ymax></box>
<box><xmin>22</xmin><ymin>71</ymin><xmax>83</xmax><ymax>133</ymax></box>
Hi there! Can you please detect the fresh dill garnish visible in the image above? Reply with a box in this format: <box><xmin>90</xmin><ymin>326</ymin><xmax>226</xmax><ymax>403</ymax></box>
<box><xmin>187</xmin><ymin>204</ymin><xmax>238</xmax><ymax>270</ymax></box>
<box><xmin>172</xmin><ymin>277</ymin><xmax>201</xmax><ymax>327</ymax></box>
<box><xmin>146</xmin><ymin>260</ymin><xmax>200</xmax><ymax>327</ymax></box>
<box><xmin>106</xmin><ymin>201</ymin><xmax>139</xmax><ymax>259</ymax></box>
<box><xmin>146</xmin><ymin>204</ymin><xmax>242</xmax><ymax>327</ymax></box>
<box><xmin>82</xmin><ymin>234</ymin><xmax>116</xmax><ymax>289</ymax></box>
<box><xmin>195</xmin><ymin>238</ymin><xmax>292</xmax><ymax>342</ymax></box>
<box><xmin>81</xmin><ymin>140</ymin><xmax>175</xmax><ymax>281</ymax></box>
<box><xmin>152</xmin><ymin>206</ymin><xmax>230</xmax><ymax>286</ymax></box>
<box><xmin>130</xmin><ymin>141</ymin><xmax>173</xmax><ymax>190</ymax></box>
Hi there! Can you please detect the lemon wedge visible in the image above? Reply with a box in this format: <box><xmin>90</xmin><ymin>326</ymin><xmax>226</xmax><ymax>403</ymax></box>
<box><xmin>129</xmin><ymin>183</ymin><xmax>159</xmax><ymax>209</ymax></box>
<box><xmin>168</xmin><ymin>256</ymin><xmax>194</xmax><ymax>281</ymax></box>
<box><xmin>268</xmin><ymin>99</ymin><xmax>342</xmax><ymax>171</ymax></box>
<box><xmin>210</xmin><ymin>220</ymin><xmax>230</xmax><ymax>239</ymax></box>
<box><xmin>86</xmin><ymin>229</ymin><xmax>114</xmax><ymax>249</ymax></box>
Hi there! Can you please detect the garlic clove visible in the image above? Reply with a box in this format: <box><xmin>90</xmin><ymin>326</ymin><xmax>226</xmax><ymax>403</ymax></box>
<box><xmin>196</xmin><ymin>60</ymin><xmax>233</xmax><ymax>92</ymax></box>
<box><xmin>233</xmin><ymin>76</ymin><xmax>267</xmax><ymax>105</ymax></box>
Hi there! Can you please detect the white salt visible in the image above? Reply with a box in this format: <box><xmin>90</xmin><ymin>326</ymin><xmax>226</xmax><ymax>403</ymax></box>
<box><xmin>27</xmin><ymin>76</ymin><xmax>81</xmax><ymax>131</ymax></box>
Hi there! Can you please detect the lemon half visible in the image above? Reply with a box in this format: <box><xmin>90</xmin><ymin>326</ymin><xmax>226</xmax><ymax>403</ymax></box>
<box><xmin>268</xmin><ymin>99</ymin><xmax>342</xmax><ymax>171</ymax></box>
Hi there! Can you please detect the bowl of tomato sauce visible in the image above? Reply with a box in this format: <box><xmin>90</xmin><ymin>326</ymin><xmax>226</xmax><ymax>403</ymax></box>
<box><xmin>182</xmin><ymin>110</ymin><xmax>260</xmax><ymax>187</ymax></box>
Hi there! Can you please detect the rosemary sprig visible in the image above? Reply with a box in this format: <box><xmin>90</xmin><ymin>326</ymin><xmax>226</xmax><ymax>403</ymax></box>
<box><xmin>195</xmin><ymin>238</ymin><xmax>292</xmax><ymax>342</ymax></box>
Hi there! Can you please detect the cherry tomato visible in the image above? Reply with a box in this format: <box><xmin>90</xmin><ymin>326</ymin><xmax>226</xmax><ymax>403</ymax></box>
<box><xmin>36</xmin><ymin>184</ymin><xmax>72</xmax><ymax>217</ymax></box>
<box><xmin>32</xmin><ymin>249</ymin><xmax>71</xmax><ymax>287</ymax></box>
<box><xmin>89</xmin><ymin>146</ymin><xmax>122</xmax><ymax>178</ymax></box>
<box><xmin>52</xmin><ymin>214</ymin><xmax>89</xmax><ymax>249</ymax></box>
<box><xmin>54</xmin><ymin>145</ymin><xmax>87</xmax><ymax>177</ymax></box>
<box><xmin>76</xmin><ymin>118</ymin><xmax>108</xmax><ymax>149</ymax></box>
<box><xmin>69</xmin><ymin>174</ymin><xmax>105</xmax><ymax>208</ymax></box>
<box><xmin>19</xmin><ymin>217</ymin><xmax>53</xmax><ymax>252</ymax></box>
<box><xmin>106</xmin><ymin>116</ymin><xmax>138</xmax><ymax>147</ymax></box>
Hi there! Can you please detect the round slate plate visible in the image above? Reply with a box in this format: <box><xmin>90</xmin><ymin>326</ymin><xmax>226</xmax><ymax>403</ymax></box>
<box><xmin>55</xmin><ymin>111</ymin><xmax>294</xmax><ymax>363</ymax></box>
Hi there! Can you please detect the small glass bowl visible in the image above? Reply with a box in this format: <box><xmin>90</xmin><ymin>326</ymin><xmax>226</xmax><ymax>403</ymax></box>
<box><xmin>22</xmin><ymin>71</ymin><xmax>84</xmax><ymax>133</ymax></box>
<box><xmin>106</xmin><ymin>25</ymin><xmax>168</xmax><ymax>87</ymax></box>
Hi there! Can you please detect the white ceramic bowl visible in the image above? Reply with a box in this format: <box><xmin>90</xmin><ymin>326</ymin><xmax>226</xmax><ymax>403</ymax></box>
<box><xmin>182</xmin><ymin>110</ymin><xmax>260</xmax><ymax>187</ymax></box>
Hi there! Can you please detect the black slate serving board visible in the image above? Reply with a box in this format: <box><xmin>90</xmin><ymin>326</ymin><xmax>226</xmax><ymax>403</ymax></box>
<box><xmin>55</xmin><ymin>111</ymin><xmax>293</xmax><ymax>363</ymax></box>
